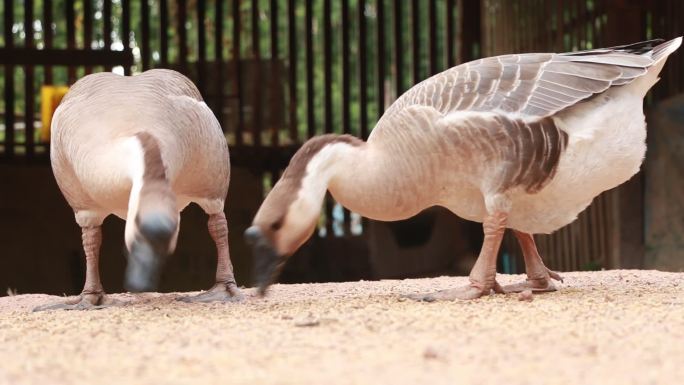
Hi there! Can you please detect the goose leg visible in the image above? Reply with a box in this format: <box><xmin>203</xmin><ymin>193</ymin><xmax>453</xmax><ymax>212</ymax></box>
<box><xmin>34</xmin><ymin>225</ymin><xmax>121</xmax><ymax>311</ymax></box>
<box><xmin>501</xmin><ymin>230</ymin><xmax>563</xmax><ymax>293</ymax></box>
<box><xmin>409</xmin><ymin>212</ymin><xmax>507</xmax><ymax>301</ymax></box>
<box><xmin>179</xmin><ymin>212</ymin><xmax>243</xmax><ymax>303</ymax></box>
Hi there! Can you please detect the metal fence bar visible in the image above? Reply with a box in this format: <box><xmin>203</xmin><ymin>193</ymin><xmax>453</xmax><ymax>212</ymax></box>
<box><xmin>24</xmin><ymin>0</ymin><xmax>35</xmax><ymax>156</ymax></box>
<box><xmin>141</xmin><ymin>0</ymin><xmax>151</xmax><ymax>71</ymax></box>
<box><xmin>393</xmin><ymin>0</ymin><xmax>403</xmax><ymax>96</ymax></box>
<box><xmin>103</xmin><ymin>0</ymin><xmax>112</xmax><ymax>71</ymax></box>
<box><xmin>341</xmin><ymin>0</ymin><xmax>352</xmax><ymax>235</ymax></box>
<box><xmin>342</xmin><ymin>0</ymin><xmax>351</xmax><ymax>136</ymax></box>
<box><xmin>3</xmin><ymin>0</ymin><xmax>14</xmax><ymax>158</ymax></box>
<box><xmin>305</xmin><ymin>0</ymin><xmax>314</xmax><ymax>138</ymax></box>
<box><xmin>411</xmin><ymin>0</ymin><xmax>420</xmax><ymax>83</ymax></box>
<box><xmin>287</xmin><ymin>0</ymin><xmax>297</xmax><ymax>141</ymax></box>
<box><xmin>251</xmin><ymin>0</ymin><xmax>262</xmax><ymax>147</ymax></box>
<box><xmin>215</xmin><ymin>0</ymin><xmax>224</xmax><ymax>127</ymax></box>
<box><xmin>428</xmin><ymin>0</ymin><xmax>437</xmax><ymax>74</ymax></box>
<box><xmin>324</xmin><ymin>0</ymin><xmax>332</xmax><ymax>134</ymax></box>
<box><xmin>83</xmin><ymin>0</ymin><xmax>93</xmax><ymax>74</ymax></box>
<box><xmin>178</xmin><ymin>0</ymin><xmax>188</xmax><ymax>74</ymax></box>
<box><xmin>232</xmin><ymin>0</ymin><xmax>244</xmax><ymax>145</ymax></box>
<box><xmin>358</xmin><ymin>0</ymin><xmax>368</xmax><ymax>139</ymax></box>
<box><xmin>66</xmin><ymin>0</ymin><xmax>76</xmax><ymax>83</ymax></box>
<box><xmin>197</xmin><ymin>0</ymin><xmax>207</xmax><ymax>94</ymax></box>
<box><xmin>122</xmin><ymin>0</ymin><xmax>131</xmax><ymax>75</ymax></box>
<box><xmin>376</xmin><ymin>0</ymin><xmax>385</xmax><ymax>115</ymax></box>
<box><xmin>323</xmin><ymin>0</ymin><xmax>334</xmax><ymax>235</ymax></box>
<box><xmin>43</xmin><ymin>0</ymin><xmax>54</xmax><ymax>83</ymax></box>
<box><xmin>446</xmin><ymin>0</ymin><xmax>455</xmax><ymax>68</ymax></box>
<box><xmin>160</xmin><ymin>0</ymin><xmax>169</xmax><ymax>67</ymax></box>
<box><xmin>270</xmin><ymin>0</ymin><xmax>279</xmax><ymax>146</ymax></box>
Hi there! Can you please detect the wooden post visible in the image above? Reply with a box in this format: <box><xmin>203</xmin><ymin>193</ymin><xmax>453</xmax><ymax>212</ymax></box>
<box><xmin>603</xmin><ymin>0</ymin><xmax>647</xmax><ymax>269</ymax></box>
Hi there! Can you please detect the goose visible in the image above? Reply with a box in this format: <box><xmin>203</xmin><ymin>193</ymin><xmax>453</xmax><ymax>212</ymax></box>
<box><xmin>246</xmin><ymin>38</ymin><xmax>682</xmax><ymax>301</ymax></box>
<box><xmin>36</xmin><ymin>69</ymin><xmax>241</xmax><ymax>311</ymax></box>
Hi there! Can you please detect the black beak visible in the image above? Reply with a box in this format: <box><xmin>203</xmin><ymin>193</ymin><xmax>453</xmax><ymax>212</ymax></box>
<box><xmin>245</xmin><ymin>226</ymin><xmax>281</xmax><ymax>296</ymax></box>
<box><xmin>124</xmin><ymin>214</ymin><xmax>175</xmax><ymax>293</ymax></box>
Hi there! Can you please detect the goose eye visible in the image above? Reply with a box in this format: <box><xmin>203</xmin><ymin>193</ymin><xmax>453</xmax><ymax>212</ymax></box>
<box><xmin>271</xmin><ymin>218</ymin><xmax>283</xmax><ymax>231</ymax></box>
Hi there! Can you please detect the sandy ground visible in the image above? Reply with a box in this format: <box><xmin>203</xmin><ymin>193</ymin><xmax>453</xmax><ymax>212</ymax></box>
<box><xmin>1</xmin><ymin>270</ymin><xmax>683</xmax><ymax>385</ymax></box>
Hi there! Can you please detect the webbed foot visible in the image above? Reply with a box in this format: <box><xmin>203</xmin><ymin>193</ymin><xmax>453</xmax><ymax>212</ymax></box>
<box><xmin>33</xmin><ymin>292</ymin><xmax>123</xmax><ymax>312</ymax></box>
<box><xmin>178</xmin><ymin>282</ymin><xmax>244</xmax><ymax>303</ymax></box>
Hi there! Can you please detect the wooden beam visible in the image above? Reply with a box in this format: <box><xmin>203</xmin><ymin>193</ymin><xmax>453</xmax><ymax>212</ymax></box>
<box><xmin>0</xmin><ymin>48</ymin><xmax>134</xmax><ymax>67</ymax></box>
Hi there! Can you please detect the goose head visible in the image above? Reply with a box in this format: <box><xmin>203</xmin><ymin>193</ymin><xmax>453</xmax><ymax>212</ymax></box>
<box><xmin>246</xmin><ymin>134</ymin><xmax>363</xmax><ymax>294</ymax></box>
<box><xmin>245</xmin><ymin>170</ymin><xmax>322</xmax><ymax>296</ymax></box>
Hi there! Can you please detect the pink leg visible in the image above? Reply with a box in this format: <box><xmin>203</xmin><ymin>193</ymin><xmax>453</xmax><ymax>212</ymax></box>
<box><xmin>34</xmin><ymin>226</ymin><xmax>121</xmax><ymax>311</ymax></box>
<box><xmin>409</xmin><ymin>212</ymin><xmax>507</xmax><ymax>301</ymax></box>
<box><xmin>180</xmin><ymin>212</ymin><xmax>243</xmax><ymax>302</ymax></box>
<box><xmin>501</xmin><ymin>230</ymin><xmax>563</xmax><ymax>293</ymax></box>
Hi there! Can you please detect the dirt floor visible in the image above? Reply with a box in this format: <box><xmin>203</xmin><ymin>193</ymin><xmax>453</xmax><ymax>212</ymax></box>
<box><xmin>1</xmin><ymin>270</ymin><xmax>683</xmax><ymax>385</ymax></box>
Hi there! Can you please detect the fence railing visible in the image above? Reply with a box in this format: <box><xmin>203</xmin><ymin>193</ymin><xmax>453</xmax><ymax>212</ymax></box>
<box><xmin>2</xmin><ymin>0</ymin><xmax>682</xmax><ymax>272</ymax></box>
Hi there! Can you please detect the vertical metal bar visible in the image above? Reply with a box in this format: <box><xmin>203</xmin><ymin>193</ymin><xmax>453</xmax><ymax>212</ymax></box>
<box><xmin>3</xmin><ymin>0</ymin><xmax>14</xmax><ymax>157</ymax></box>
<box><xmin>141</xmin><ymin>0</ymin><xmax>151</xmax><ymax>70</ymax></box>
<box><xmin>84</xmin><ymin>0</ymin><xmax>93</xmax><ymax>74</ymax></box>
<box><xmin>324</xmin><ymin>0</ymin><xmax>334</xmax><ymax>237</ymax></box>
<box><xmin>393</xmin><ymin>0</ymin><xmax>403</xmax><ymax>96</ymax></box>
<box><xmin>428</xmin><ymin>0</ymin><xmax>437</xmax><ymax>74</ymax></box>
<box><xmin>578</xmin><ymin>0</ymin><xmax>586</xmax><ymax>50</ymax></box>
<box><xmin>25</xmin><ymin>0</ymin><xmax>35</xmax><ymax>155</ymax></box>
<box><xmin>342</xmin><ymin>0</ymin><xmax>352</xmax><ymax>235</ymax></box>
<box><xmin>324</xmin><ymin>0</ymin><xmax>332</xmax><ymax>134</ymax></box>
<box><xmin>342</xmin><ymin>0</ymin><xmax>350</xmax><ymax>135</ymax></box>
<box><xmin>411</xmin><ymin>0</ymin><xmax>420</xmax><ymax>84</ymax></box>
<box><xmin>446</xmin><ymin>0</ymin><xmax>455</xmax><ymax>68</ymax></box>
<box><xmin>44</xmin><ymin>0</ymin><xmax>53</xmax><ymax>83</ymax></box>
<box><xmin>197</xmin><ymin>0</ymin><xmax>206</xmax><ymax>92</ymax></box>
<box><xmin>66</xmin><ymin>0</ymin><xmax>76</xmax><ymax>83</ymax></box>
<box><xmin>233</xmin><ymin>0</ymin><xmax>244</xmax><ymax>146</ymax></box>
<box><xmin>376</xmin><ymin>0</ymin><xmax>385</xmax><ymax>116</ymax></box>
<box><xmin>251</xmin><ymin>0</ymin><xmax>262</xmax><ymax>147</ymax></box>
<box><xmin>358</xmin><ymin>0</ymin><xmax>368</xmax><ymax>139</ymax></box>
<box><xmin>160</xmin><ymin>0</ymin><xmax>169</xmax><ymax>66</ymax></box>
<box><xmin>287</xmin><ymin>0</ymin><xmax>297</xmax><ymax>141</ymax></box>
<box><xmin>178</xmin><ymin>0</ymin><xmax>188</xmax><ymax>74</ymax></box>
<box><xmin>215</xmin><ymin>0</ymin><xmax>224</xmax><ymax>128</ymax></box>
<box><xmin>270</xmin><ymin>0</ymin><xmax>279</xmax><ymax>146</ymax></box>
<box><xmin>103</xmin><ymin>0</ymin><xmax>112</xmax><ymax>71</ymax></box>
<box><xmin>122</xmin><ymin>0</ymin><xmax>131</xmax><ymax>75</ymax></box>
<box><xmin>557</xmin><ymin>0</ymin><xmax>565</xmax><ymax>50</ymax></box>
<box><xmin>305</xmin><ymin>0</ymin><xmax>314</xmax><ymax>138</ymax></box>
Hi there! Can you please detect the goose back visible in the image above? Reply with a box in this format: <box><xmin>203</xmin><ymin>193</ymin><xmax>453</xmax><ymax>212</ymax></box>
<box><xmin>50</xmin><ymin>69</ymin><xmax>229</xmax><ymax>217</ymax></box>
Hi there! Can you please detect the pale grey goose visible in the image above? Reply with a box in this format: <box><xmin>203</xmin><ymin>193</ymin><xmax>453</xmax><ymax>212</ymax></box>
<box><xmin>246</xmin><ymin>38</ymin><xmax>681</xmax><ymax>300</ymax></box>
<box><xmin>36</xmin><ymin>69</ymin><xmax>241</xmax><ymax>311</ymax></box>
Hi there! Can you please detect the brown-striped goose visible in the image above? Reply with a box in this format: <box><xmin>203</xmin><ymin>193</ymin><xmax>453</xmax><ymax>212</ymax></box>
<box><xmin>246</xmin><ymin>38</ymin><xmax>681</xmax><ymax>301</ymax></box>
<box><xmin>36</xmin><ymin>69</ymin><xmax>241</xmax><ymax>311</ymax></box>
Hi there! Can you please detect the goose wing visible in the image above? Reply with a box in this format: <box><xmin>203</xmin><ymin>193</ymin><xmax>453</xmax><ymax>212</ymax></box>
<box><xmin>379</xmin><ymin>39</ymin><xmax>672</xmax><ymax>124</ymax></box>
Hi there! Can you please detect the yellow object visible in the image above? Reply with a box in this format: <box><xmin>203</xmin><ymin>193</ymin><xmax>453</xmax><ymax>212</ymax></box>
<box><xmin>40</xmin><ymin>86</ymin><xmax>70</xmax><ymax>142</ymax></box>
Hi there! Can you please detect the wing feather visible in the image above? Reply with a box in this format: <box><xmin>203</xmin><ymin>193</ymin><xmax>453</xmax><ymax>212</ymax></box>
<box><xmin>378</xmin><ymin>39</ymin><xmax>670</xmax><ymax>128</ymax></box>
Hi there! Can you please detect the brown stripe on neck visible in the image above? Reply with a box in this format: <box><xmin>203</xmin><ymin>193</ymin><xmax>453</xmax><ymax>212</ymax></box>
<box><xmin>134</xmin><ymin>132</ymin><xmax>176</xmax><ymax>222</ymax></box>
<box><xmin>135</xmin><ymin>132</ymin><xmax>166</xmax><ymax>182</ymax></box>
<box><xmin>254</xmin><ymin>134</ymin><xmax>363</xmax><ymax>234</ymax></box>
<box><xmin>282</xmin><ymin>134</ymin><xmax>363</xmax><ymax>183</ymax></box>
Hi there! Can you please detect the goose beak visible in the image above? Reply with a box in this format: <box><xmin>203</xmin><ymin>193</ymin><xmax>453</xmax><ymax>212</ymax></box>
<box><xmin>124</xmin><ymin>239</ymin><xmax>163</xmax><ymax>292</ymax></box>
<box><xmin>245</xmin><ymin>226</ymin><xmax>281</xmax><ymax>296</ymax></box>
<box><xmin>124</xmin><ymin>214</ymin><xmax>175</xmax><ymax>293</ymax></box>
